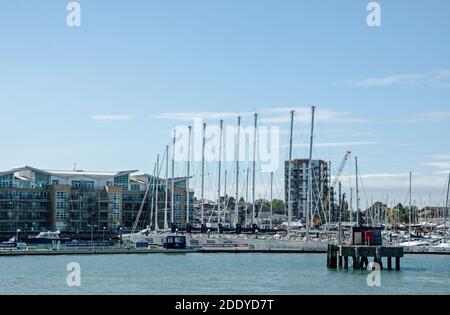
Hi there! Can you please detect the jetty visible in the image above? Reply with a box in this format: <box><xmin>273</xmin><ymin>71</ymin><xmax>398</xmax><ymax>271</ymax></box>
<box><xmin>327</xmin><ymin>226</ymin><xmax>404</xmax><ymax>270</ymax></box>
<box><xmin>327</xmin><ymin>244</ymin><xmax>404</xmax><ymax>270</ymax></box>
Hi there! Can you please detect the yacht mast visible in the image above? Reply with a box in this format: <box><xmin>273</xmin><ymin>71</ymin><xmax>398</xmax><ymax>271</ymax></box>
<box><xmin>328</xmin><ymin>161</ymin><xmax>331</xmax><ymax>239</ymax></box>
<box><xmin>186</xmin><ymin>126</ymin><xmax>191</xmax><ymax>225</ymax></box>
<box><xmin>171</xmin><ymin>130</ymin><xmax>176</xmax><ymax>226</ymax></box>
<box><xmin>234</xmin><ymin>116</ymin><xmax>241</xmax><ymax>227</ymax></box>
<box><xmin>131</xmin><ymin>162</ymin><xmax>155</xmax><ymax>234</ymax></box>
<box><xmin>349</xmin><ymin>154</ymin><xmax>353</xmax><ymax>224</ymax></box>
<box><xmin>445</xmin><ymin>173</ymin><xmax>449</xmax><ymax>243</ymax></box>
<box><xmin>307</xmin><ymin>106</ymin><xmax>316</xmax><ymax>238</ymax></box>
<box><xmin>245</xmin><ymin>167</ymin><xmax>249</xmax><ymax>226</ymax></box>
<box><xmin>409</xmin><ymin>171</ymin><xmax>412</xmax><ymax>240</ymax></box>
<box><xmin>355</xmin><ymin>157</ymin><xmax>360</xmax><ymax>226</ymax></box>
<box><xmin>252</xmin><ymin>113</ymin><xmax>258</xmax><ymax>226</ymax></box>
<box><xmin>154</xmin><ymin>154</ymin><xmax>160</xmax><ymax>231</ymax></box>
<box><xmin>148</xmin><ymin>162</ymin><xmax>157</xmax><ymax>233</ymax></box>
<box><xmin>385</xmin><ymin>195</ymin><xmax>389</xmax><ymax>227</ymax></box>
<box><xmin>224</xmin><ymin>169</ymin><xmax>227</xmax><ymax>224</ymax></box>
<box><xmin>201</xmin><ymin>123</ymin><xmax>206</xmax><ymax>226</ymax></box>
<box><xmin>164</xmin><ymin>145</ymin><xmax>169</xmax><ymax>229</ymax></box>
<box><xmin>287</xmin><ymin>110</ymin><xmax>294</xmax><ymax>233</ymax></box>
<box><xmin>217</xmin><ymin>120</ymin><xmax>223</xmax><ymax>225</ymax></box>
<box><xmin>270</xmin><ymin>171</ymin><xmax>273</xmax><ymax>230</ymax></box>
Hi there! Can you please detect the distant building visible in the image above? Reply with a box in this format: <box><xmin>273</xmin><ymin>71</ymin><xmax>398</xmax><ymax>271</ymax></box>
<box><xmin>284</xmin><ymin>159</ymin><xmax>330</xmax><ymax>219</ymax></box>
<box><xmin>0</xmin><ymin>166</ymin><xmax>193</xmax><ymax>234</ymax></box>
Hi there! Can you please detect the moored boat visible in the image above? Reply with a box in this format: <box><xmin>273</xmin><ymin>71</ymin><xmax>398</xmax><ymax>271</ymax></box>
<box><xmin>27</xmin><ymin>231</ymin><xmax>70</xmax><ymax>244</ymax></box>
<box><xmin>0</xmin><ymin>237</ymin><xmax>27</xmax><ymax>250</ymax></box>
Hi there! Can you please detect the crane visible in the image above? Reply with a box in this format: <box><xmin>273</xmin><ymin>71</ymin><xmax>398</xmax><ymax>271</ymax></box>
<box><xmin>323</xmin><ymin>151</ymin><xmax>351</xmax><ymax>223</ymax></box>
<box><xmin>332</xmin><ymin>151</ymin><xmax>351</xmax><ymax>188</ymax></box>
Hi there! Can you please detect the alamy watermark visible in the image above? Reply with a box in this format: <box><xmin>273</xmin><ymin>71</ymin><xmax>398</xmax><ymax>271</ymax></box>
<box><xmin>367</xmin><ymin>2</ymin><xmax>381</xmax><ymax>27</ymax></box>
<box><xmin>171</xmin><ymin>119</ymin><xmax>280</xmax><ymax>173</ymax></box>
<box><xmin>66</xmin><ymin>2</ymin><xmax>81</xmax><ymax>27</ymax></box>
<box><xmin>366</xmin><ymin>262</ymin><xmax>381</xmax><ymax>287</ymax></box>
<box><xmin>66</xmin><ymin>262</ymin><xmax>81</xmax><ymax>287</ymax></box>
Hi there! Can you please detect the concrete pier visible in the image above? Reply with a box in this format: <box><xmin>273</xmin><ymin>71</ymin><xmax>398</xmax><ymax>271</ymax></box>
<box><xmin>328</xmin><ymin>245</ymin><xmax>404</xmax><ymax>271</ymax></box>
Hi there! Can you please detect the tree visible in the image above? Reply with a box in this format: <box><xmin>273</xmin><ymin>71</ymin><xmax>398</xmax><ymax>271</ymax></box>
<box><xmin>272</xmin><ymin>199</ymin><xmax>285</xmax><ymax>214</ymax></box>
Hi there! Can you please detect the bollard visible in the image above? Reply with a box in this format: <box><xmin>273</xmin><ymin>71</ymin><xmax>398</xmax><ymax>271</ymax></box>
<box><xmin>395</xmin><ymin>257</ymin><xmax>401</xmax><ymax>271</ymax></box>
<box><xmin>375</xmin><ymin>247</ymin><xmax>383</xmax><ymax>270</ymax></box>
<box><xmin>344</xmin><ymin>256</ymin><xmax>349</xmax><ymax>269</ymax></box>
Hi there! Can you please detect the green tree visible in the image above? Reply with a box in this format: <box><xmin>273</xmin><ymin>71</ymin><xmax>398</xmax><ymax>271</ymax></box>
<box><xmin>272</xmin><ymin>199</ymin><xmax>285</xmax><ymax>214</ymax></box>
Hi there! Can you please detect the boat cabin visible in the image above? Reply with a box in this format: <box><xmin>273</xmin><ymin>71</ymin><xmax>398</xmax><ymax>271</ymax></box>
<box><xmin>164</xmin><ymin>235</ymin><xmax>187</xmax><ymax>249</ymax></box>
<box><xmin>350</xmin><ymin>226</ymin><xmax>383</xmax><ymax>246</ymax></box>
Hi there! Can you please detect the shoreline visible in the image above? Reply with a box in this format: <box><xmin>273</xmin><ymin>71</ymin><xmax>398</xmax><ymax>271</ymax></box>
<box><xmin>1</xmin><ymin>247</ymin><xmax>450</xmax><ymax>256</ymax></box>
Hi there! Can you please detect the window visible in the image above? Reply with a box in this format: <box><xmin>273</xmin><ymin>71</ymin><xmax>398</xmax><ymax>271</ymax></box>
<box><xmin>0</xmin><ymin>174</ymin><xmax>13</xmax><ymax>188</ymax></box>
<box><xmin>71</xmin><ymin>180</ymin><xmax>94</xmax><ymax>190</ymax></box>
<box><xmin>56</xmin><ymin>191</ymin><xmax>68</xmax><ymax>199</ymax></box>
<box><xmin>32</xmin><ymin>171</ymin><xmax>50</xmax><ymax>188</ymax></box>
<box><xmin>114</xmin><ymin>174</ymin><xmax>129</xmax><ymax>191</ymax></box>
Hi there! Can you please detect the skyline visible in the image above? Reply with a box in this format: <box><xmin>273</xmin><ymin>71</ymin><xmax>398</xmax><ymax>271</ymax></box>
<box><xmin>1</xmin><ymin>0</ymin><xmax>450</xmax><ymax>205</ymax></box>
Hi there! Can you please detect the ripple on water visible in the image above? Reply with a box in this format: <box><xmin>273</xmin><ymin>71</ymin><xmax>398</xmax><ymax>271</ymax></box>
<box><xmin>0</xmin><ymin>253</ymin><xmax>449</xmax><ymax>295</ymax></box>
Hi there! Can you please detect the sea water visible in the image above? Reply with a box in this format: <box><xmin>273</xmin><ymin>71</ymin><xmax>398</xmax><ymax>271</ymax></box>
<box><xmin>0</xmin><ymin>253</ymin><xmax>449</xmax><ymax>295</ymax></box>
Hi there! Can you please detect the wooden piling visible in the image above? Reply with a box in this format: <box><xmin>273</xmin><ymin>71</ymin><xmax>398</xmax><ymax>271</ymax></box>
<box><xmin>395</xmin><ymin>257</ymin><xmax>401</xmax><ymax>271</ymax></box>
<box><xmin>330</xmin><ymin>245</ymin><xmax>403</xmax><ymax>271</ymax></box>
<box><xmin>360</xmin><ymin>257</ymin><xmax>369</xmax><ymax>269</ymax></box>
<box><xmin>327</xmin><ymin>244</ymin><xmax>338</xmax><ymax>269</ymax></box>
<box><xmin>353</xmin><ymin>256</ymin><xmax>360</xmax><ymax>270</ymax></box>
<box><xmin>375</xmin><ymin>247</ymin><xmax>383</xmax><ymax>270</ymax></box>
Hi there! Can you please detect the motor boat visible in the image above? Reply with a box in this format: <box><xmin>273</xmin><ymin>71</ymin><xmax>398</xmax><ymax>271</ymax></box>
<box><xmin>27</xmin><ymin>231</ymin><xmax>70</xmax><ymax>244</ymax></box>
<box><xmin>399</xmin><ymin>240</ymin><xmax>430</xmax><ymax>247</ymax></box>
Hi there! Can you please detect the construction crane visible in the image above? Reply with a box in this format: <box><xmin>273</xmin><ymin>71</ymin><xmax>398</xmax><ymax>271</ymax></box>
<box><xmin>332</xmin><ymin>151</ymin><xmax>351</xmax><ymax>188</ymax></box>
<box><xmin>323</xmin><ymin>151</ymin><xmax>351</xmax><ymax>223</ymax></box>
<box><xmin>323</xmin><ymin>151</ymin><xmax>352</xmax><ymax>222</ymax></box>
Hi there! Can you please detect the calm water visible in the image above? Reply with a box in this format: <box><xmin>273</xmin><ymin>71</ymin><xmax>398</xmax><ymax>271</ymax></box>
<box><xmin>0</xmin><ymin>253</ymin><xmax>449</xmax><ymax>295</ymax></box>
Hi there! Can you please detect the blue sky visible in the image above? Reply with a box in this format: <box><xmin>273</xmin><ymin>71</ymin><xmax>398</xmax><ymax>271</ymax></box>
<box><xmin>1</xmin><ymin>0</ymin><xmax>449</xmax><ymax>206</ymax></box>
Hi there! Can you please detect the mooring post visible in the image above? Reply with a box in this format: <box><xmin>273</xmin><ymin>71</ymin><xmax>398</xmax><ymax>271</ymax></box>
<box><xmin>327</xmin><ymin>244</ymin><xmax>331</xmax><ymax>268</ymax></box>
<box><xmin>360</xmin><ymin>257</ymin><xmax>369</xmax><ymax>269</ymax></box>
<box><xmin>353</xmin><ymin>247</ymin><xmax>360</xmax><ymax>270</ymax></box>
<box><xmin>395</xmin><ymin>257</ymin><xmax>400</xmax><ymax>271</ymax></box>
<box><xmin>344</xmin><ymin>256</ymin><xmax>349</xmax><ymax>269</ymax></box>
<box><xmin>327</xmin><ymin>244</ymin><xmax>338</xmax><ymax>269</ymax></box>
<box><xmin>387</xmin><ymin>257</ymin><xmax>392</xmax><ymax>270</ymax></box>
<box><xmin>338</xmin><ymin>255</ymin><xmax>343</xmax><ymax>268</ymax></box>
<box><xmin>332</xmin><ymin>245</ymin><xmax>337</xmax><ymax>268</ymax></box>
<box><xmin>375</xmin><ymin>247</ymin><xmax>383</xmax><ymax>270</ymax></box>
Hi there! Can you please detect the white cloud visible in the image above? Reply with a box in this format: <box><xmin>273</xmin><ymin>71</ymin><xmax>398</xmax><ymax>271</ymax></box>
<box><xmin>349</xmin><ymin>131</ymin><xmax>376</xmax><ymax>137</ymax></box>
<box><xmin>91</xmin><ymin>114</ymin><xmax>136</xmax><ymax>122</ymax></box>
<box><xmin>341</xmin><ymin>171</ymin><xmax>448</xmax><ymax>190</ymax></box>
<box><xmin>156</xmin><ymin>107</ymin><xmax>371</xmax><ymax>126</ymax></box>
<box><xmin>259</xmin><ymin>107</ymin><xmax>371</xmax><ymax>124</ymax></box>
<box><xmin>279</xmin><ymin>141</ymin><xmax>381</xmax><ymax>149</ymax></box>
<box><xmin>340</xmin><ymin>69</ymin><xmax>450</xmax><ymax>87</ymax></box>
<box><xmin>408</xmin><ymin>111</ymin><xmax>450</xmax><ymax>122</ymax></box>
<box><xmin>423</xmin><ymin>162</ymin><xmax>450</xmax><ymax>170</ymax></box>
<box><xmin>155</xmin><ymin>111</ymin><xmax>253</xmax><ymax>121</ymax></box>
<box><xmin>423</xmin><ymin>154</ymin><xmax>450</xmax><ymax>171</ymax></box>
<box><xmin>391</xmin><ymin>111</ymin><xmax>450</xmax><ymax>124</ymax></box>
<box><xmin>433</xmin><ymin>154</ymin><xmax>450</xmax><ymax>160</ymax></box>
